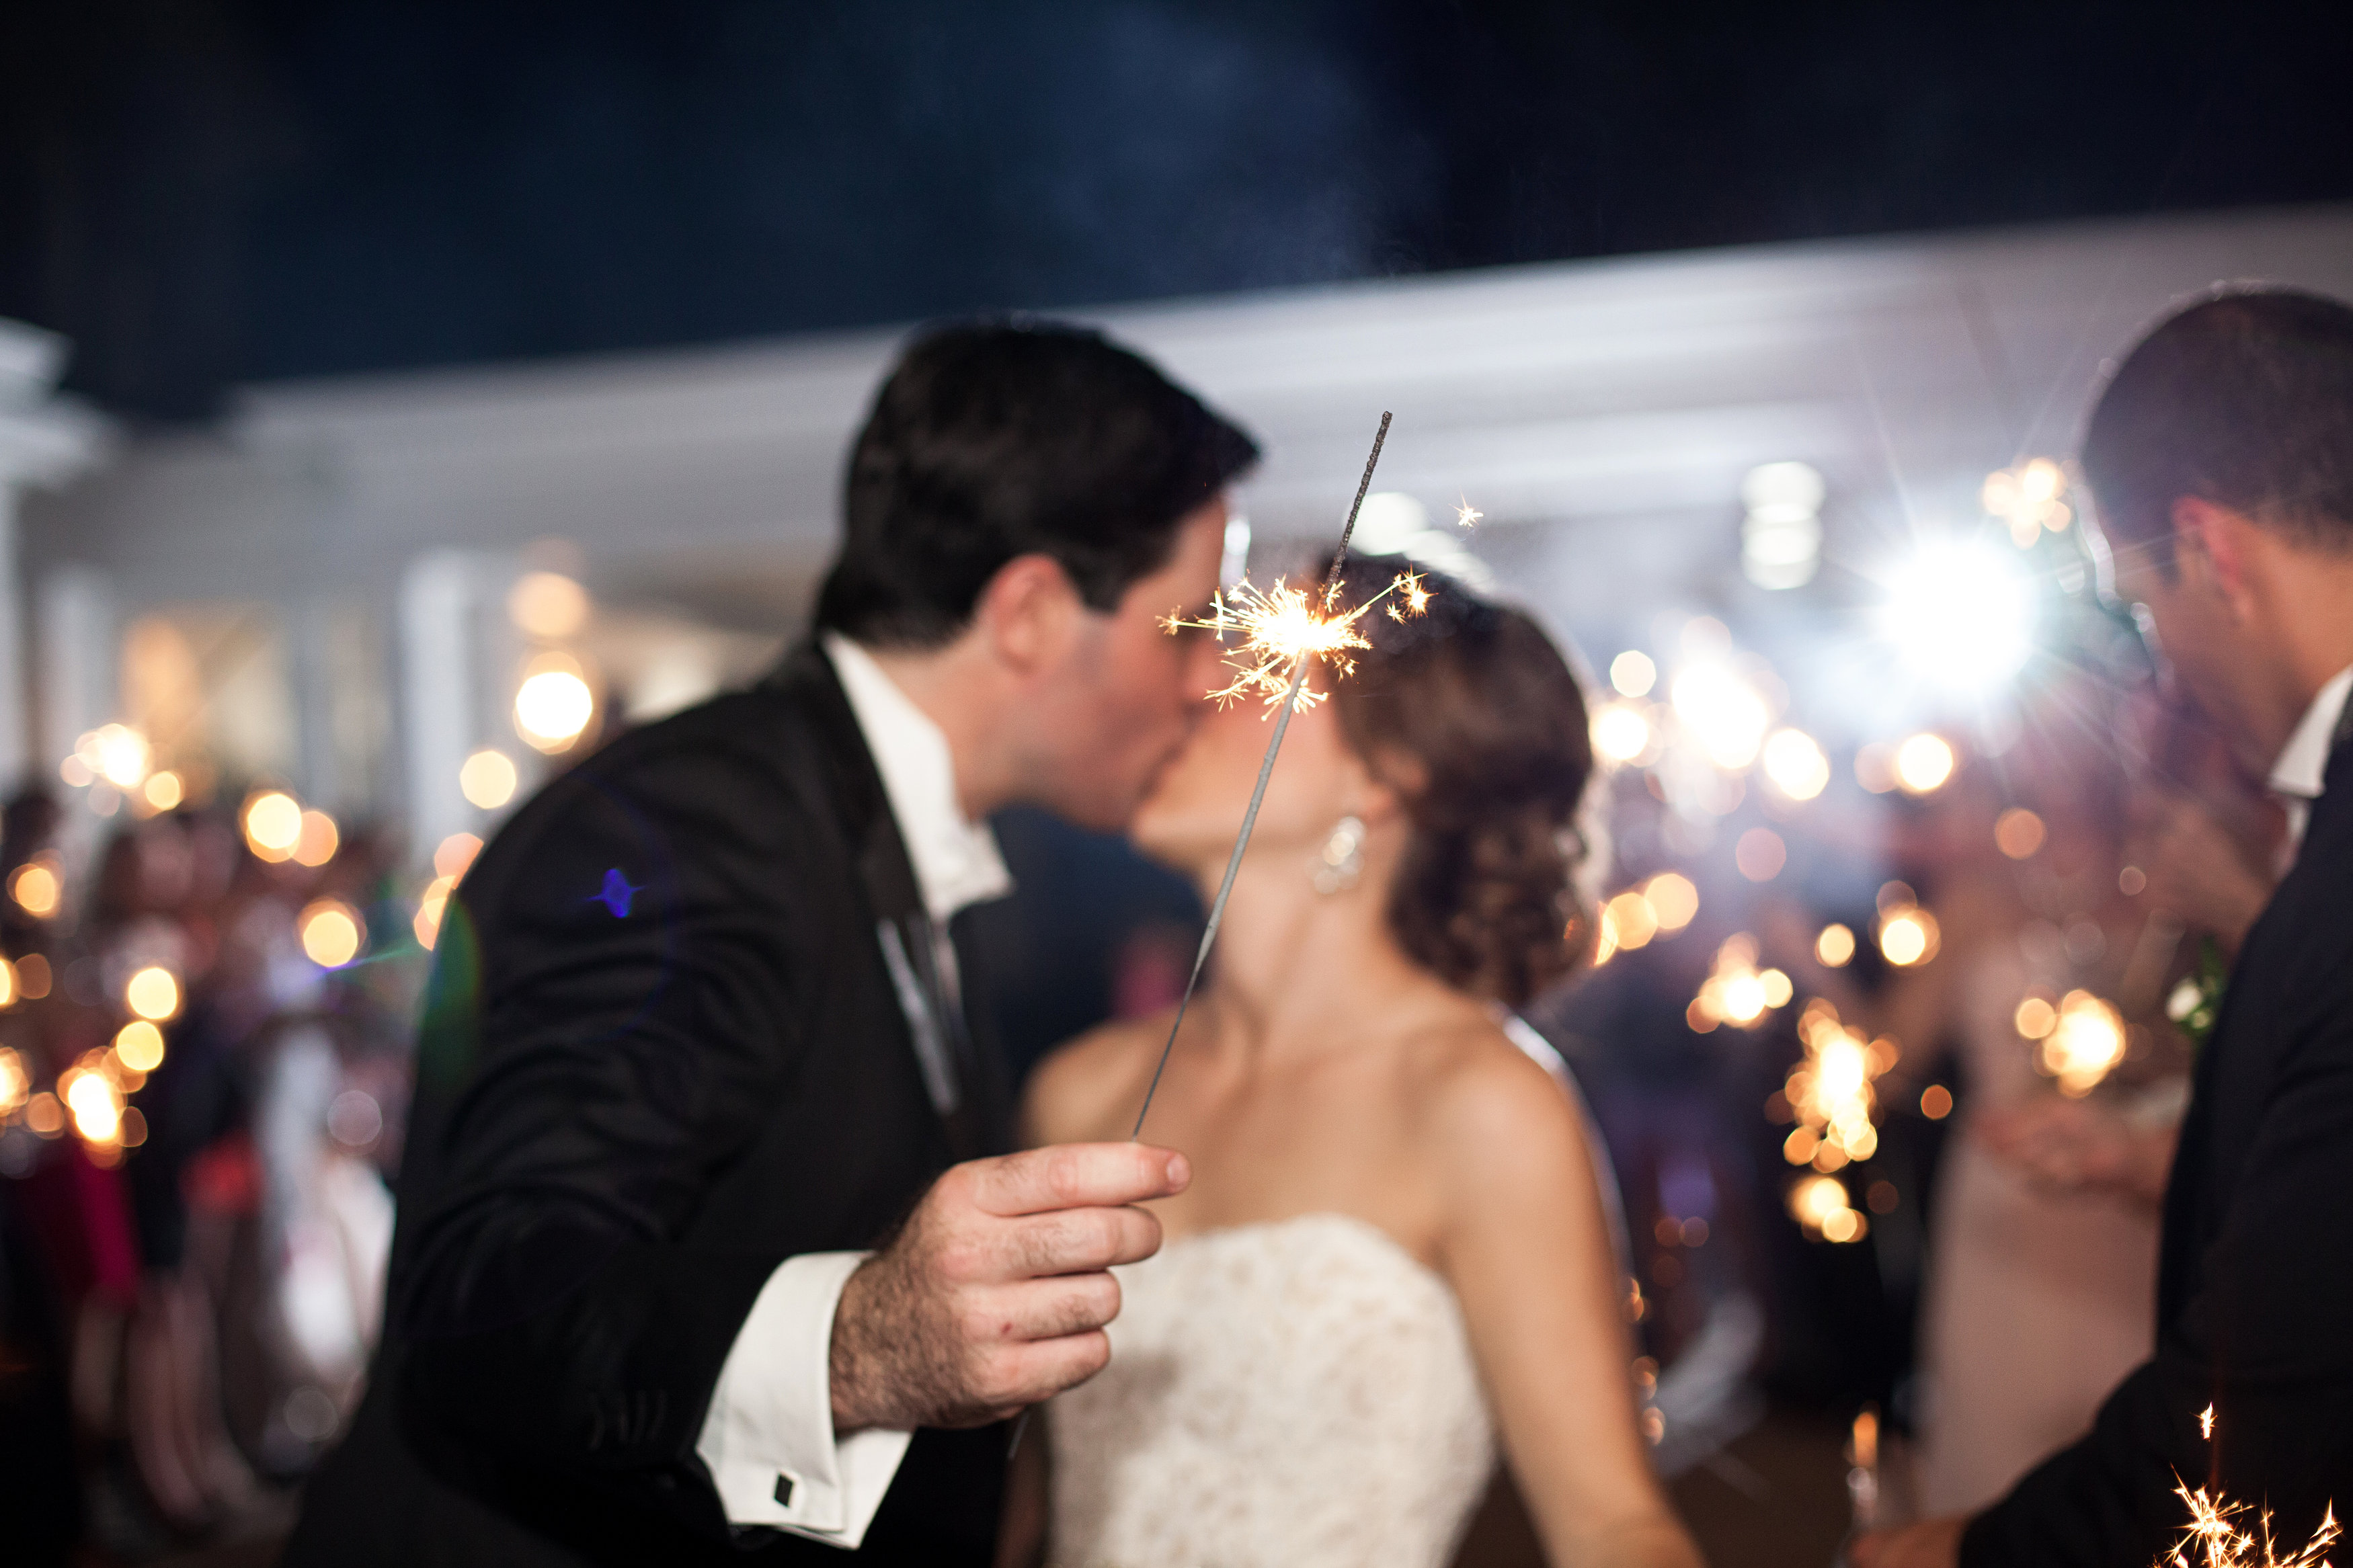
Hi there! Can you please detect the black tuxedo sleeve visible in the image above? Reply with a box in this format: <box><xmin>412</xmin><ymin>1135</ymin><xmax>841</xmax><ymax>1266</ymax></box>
<box><xmin>1962</xmin><ymin>927</ymin><xmax>2353</xmax><ymax>1566</ymax></box>
<box><xmin>392</xmin><ymin>743</ymin><xmax>826</xmax><ymax>1538</ymax></box>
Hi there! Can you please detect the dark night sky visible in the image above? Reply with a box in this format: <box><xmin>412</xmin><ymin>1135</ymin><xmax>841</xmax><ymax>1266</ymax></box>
<box><xmin>5</xmin><ymin>0</ymin><xmax>2352</xmax><ymax>420</ymax></box>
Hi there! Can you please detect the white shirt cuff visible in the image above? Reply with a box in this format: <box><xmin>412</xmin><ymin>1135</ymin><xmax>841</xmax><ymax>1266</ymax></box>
<box><xmin>694</xmin><ymin>1251</ymin><xmax>914</xmax><ymax>1548</ymax></box>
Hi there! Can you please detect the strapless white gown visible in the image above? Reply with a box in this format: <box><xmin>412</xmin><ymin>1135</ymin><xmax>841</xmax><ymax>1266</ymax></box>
<box><xmin>1048</xmin><ymin>1212</ymin><xmax>1496</xmax><ymax>1568</ymax></box>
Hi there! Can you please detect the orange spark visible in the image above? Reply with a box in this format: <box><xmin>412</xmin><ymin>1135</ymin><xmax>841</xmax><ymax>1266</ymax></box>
<box><xmin>1163</xmin><ymin>567</ymin><xmax>1430</xmax><ymax>710</ymax></box>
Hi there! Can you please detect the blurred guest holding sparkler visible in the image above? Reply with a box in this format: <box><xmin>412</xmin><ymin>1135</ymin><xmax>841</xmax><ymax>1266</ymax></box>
<box><xmin>286</xmin><ymin>323</ymin><xmax>1255</xmax><ymax>1567</ymax></box>
<box><xmin>1022</xmin><ymin>564</ymin><xmax>1702</xmax><ymax>1568</ymax></box>
<box><xmin>1858</xmin><ymin>287</ymin><xmax>2353</xmax><ymax>1568</ymax></box>
<box><xmin>1888</xmin><ymin>694</ymin><xmax>2177</xmax><ymax>1519</ymax></box>
<box><xmin>1975</xmin><ymin>747</ymin><xmax>2280</xmax><ymax>1212</ymax></box>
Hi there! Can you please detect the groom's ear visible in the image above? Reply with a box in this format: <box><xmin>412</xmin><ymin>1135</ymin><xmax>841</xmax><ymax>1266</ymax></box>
<box><xmin>971</xmin><ymin>552</ymin><xmax>1086</xmax><ymax>675</ymax></box>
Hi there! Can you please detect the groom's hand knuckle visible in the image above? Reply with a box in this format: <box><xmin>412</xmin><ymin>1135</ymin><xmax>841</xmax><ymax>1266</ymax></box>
<box><xmin>936</xmin><ymin>1161</ymin><xmax>982</xmax><ymax>1211</ymax></box>
<box><xmin>934</xmin><ymin>1237</ymin><xmax>989</xmax><ymax>1285</ymax></box>
<box><xmin>1039</xmin><ymin>1146</ymin><xmax>1090</xmax><ymax>1206</ymax></box>
<box><xmin>1064</xmin><ymin>1208</ymin><xmax>1119</xmax><ymax>1261</ymax></box>
<box><xmin>1074</xmin><ymin>1274</ymin><xmax>1119</xmax><ymax>1326</ymax></box>
<box><xmin>1027</xmin><ymin>1213</ymin><xmax>1086</xmax><ymax>1270</ymax></box>
<box><xmin>951</xmin><ymin>1296</ymin><xmax>1000</xmax><ymax>1344</ymax></box>
<box><xmin>1068</xmin><ymin>1329</ymin><xmax>1112</xmax><ymax>1381</ymax></box>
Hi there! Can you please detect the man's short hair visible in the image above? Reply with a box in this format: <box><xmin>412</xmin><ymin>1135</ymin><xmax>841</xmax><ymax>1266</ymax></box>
<box><xmin>815</xmin><ymin>320</ymin><xmax>1259</xmax><ymax>647</ymax></box>
<box><xmin>2082</xmin><ymin>286</ymin><xmax>2353</xmax><ymax>571</ymax></box>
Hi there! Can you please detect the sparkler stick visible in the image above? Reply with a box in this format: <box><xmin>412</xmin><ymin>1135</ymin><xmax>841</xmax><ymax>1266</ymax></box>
<box><xmin>1130</xmin><ymin>410</ymin><xmax>1392</xmax><ymax>1140</ymax></box>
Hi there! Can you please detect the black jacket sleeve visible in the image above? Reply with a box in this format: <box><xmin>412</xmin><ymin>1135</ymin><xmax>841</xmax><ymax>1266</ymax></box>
<box><xmin>392</xmin><ymin>741</ymin><xmax>828</xmax><ymax>1537</ymax></box>
<box><xmin>1962</xmin><ymin>906</ymin><xmax>2353</xmax><ymax>1566</ymax></box>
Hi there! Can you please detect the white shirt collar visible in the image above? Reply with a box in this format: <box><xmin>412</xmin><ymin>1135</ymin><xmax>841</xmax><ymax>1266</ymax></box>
<box><xmin>822</xmin><ymin>634</ymin><xmax>1014</xmax><ymax>923</ymax></box>
<box><xmin>2267</xmin><ymin>662</ymin><xmax>2353</xmax><ymax>859</ymax></box>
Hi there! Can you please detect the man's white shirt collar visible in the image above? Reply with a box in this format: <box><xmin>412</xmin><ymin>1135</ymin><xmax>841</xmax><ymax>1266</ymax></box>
<box><xmin>822</xmin><ymin>634</ymin><xmax>1014</xmax><ymax>921</ymax></box>
<box><xmin>2268</xmin><ymin>663</ymin><xmax>2353</xmax><ymax>859</ymax></box>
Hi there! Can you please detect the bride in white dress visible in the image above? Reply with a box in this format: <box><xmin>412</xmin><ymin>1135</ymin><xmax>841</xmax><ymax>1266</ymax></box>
<box><xmin>1018</xmin><ymin>567</ymin><xmax>1702</xmax><ymax>1568</ymax></box>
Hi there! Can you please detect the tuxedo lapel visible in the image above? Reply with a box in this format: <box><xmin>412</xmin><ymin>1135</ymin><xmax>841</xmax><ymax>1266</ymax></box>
<box><xmin>765</xmin><ymin>645</ymin><xmax>996</xmax><ymax>1161</ymax></box>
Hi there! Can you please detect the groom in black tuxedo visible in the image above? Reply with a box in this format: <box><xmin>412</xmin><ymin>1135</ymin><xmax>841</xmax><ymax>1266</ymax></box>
<box><xmin>286</xmin><ymin>323</ymin><xmax>1258</xmax><ymax>1565</ymax></box>
<box><xmin>1860</xmin><ymin>289</ymin><xmax>2353</xmax><ymax>1565</ymax></box>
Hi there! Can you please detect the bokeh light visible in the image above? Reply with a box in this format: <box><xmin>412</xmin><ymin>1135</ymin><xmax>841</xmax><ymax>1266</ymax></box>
<box><xmin>2014</xmin><ymin>995</ymin><xmax>2059</xmax><ymax>1039</ymax></box>
<box><xmin>113</xmin><ymin>1020</ymin><xmax>166</xmax><ymax>1073</ymax></box>
<box><xmin>1815</xmin><ymin>923</ymin><xmax>1856</xmax><ymax>966</ymax></box>
<box><xmin>0</xmin><ymin>1046</ymin><xmax>26</xmax><ymax>1116</ymax></box>
<box><xmin>1761</xmin><ymin>728</ymin><xmax>1831</xmax><ymax>801</ymax></box>
<box><xmin>1789</xmin><ymin>1173</ymin><xmax>1868</xmax><ymax>1244</ymax></box>
<box><xmin>1983</xmin><ymin>457</ymin><xmax>2071</xmax><ymax>548</ymax></box>
<box><xmin>1642</xmin><ymin>872</ymin><xmax>1700</xmax><ymax>934</ymax></box>
<box><xmin>125</xmin><ymin>964</ymin><xmax>181</xmax><ymax>1022</ymax></box>
<box><xmin>1603</xmin><ymin>889</ymin><xmax>1659</xmax><ymax>952</ymax></box>
<box><xmin>1893</xmin><ymin>733</ymin><xmax>1956</xmax><ymax>794</ymax></box>
<box><xmin>143</xmin><ymin>770</ymin><xmax>184</xmax><ymax>810</ymax></box>
<box><xmin>1609</xmin><ymin>650</ymin><xmax>1657</xmax><ymax>698</ymax></box>
<box><xmin>434</xmin><ymin>832</ymin><xmax>483</xmax><ymax>880</ymax></box>
<box><xmin>10</xmin><ymin>861</ymin><xmax>61</xmax><ymax>918</ymax></box>
<box><xmin>26</xmin><ymin>1091</ymin><xmax>63</xmax><ymax>1137</ymax></box>
<box><xmin>64</xmin><ymin>1068</ymin><xmax>122</xmax><ymax>1145</ymax></box>
<box><xmin>461</xmin><ymin>747</ymin><xmax>519</xmax><ymax>808</ymax></box>
<box><xmin>1670</xmin><ymin>665</ymin><xmax>1770</xmax><ymax>770</ymax></box>
<box><xmin>299</xmin><ymin>899</ymin><xmax>364</xmax><ymax>968</ymax></box>
<box><xmin>1878</xmin><ymin>906</ymin><xmax>1941</xmax><ymax>967</ymax></box>
<box><xmin>515</xmin><ymin>656</ymin><xmax>596</xmax><ymax>752</ymax></box>
<box><xmin>1735</xmin><ymin>827</ymin><xmax>1787</xmax><ymax>882</ymax></box>
<box><xmin>77</xmin><ymin>724</ymin><xmax>152</xmax><ymax>790</ymax></box>
<box><xmin>293</xmin><ymin>809</ymin><xmax>340</xmax><ymax>868</ymax></box>
<box><xmin>243</xmin><ymin>790</ymin><xmax>303</xmax><ymax>861</ymax></box>
<box><xmin>1995</xmin><ymin>807</ymin><xmax>2046</xmax><ymax>859</ymax></box>
<box><xmin>1689</xmin><ymin>934</ymin><xmax>1791</xmax><ymax>1032</ymax></box>
<box><xmin>2040</xmin><ymin>990</ymin><xmax>2126</xmax><ymax>1097</ymax></box>
<box><xmin>509</xmin><ymin>570</ymin><xmax>592</xmax><ymax>640</ymax></box>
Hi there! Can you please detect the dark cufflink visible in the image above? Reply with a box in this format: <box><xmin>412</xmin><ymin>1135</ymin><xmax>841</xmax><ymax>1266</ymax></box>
<box><xmin>773</xmin><ymin>1475</ymin><xmax>795</xmax><ymax>1508</ymax></box>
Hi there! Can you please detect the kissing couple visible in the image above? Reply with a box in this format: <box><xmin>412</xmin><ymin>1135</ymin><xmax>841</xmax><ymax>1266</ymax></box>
<box><xmin>285</xmin><ymin>322</ymin><xmax>1704</xmax><ymax>1568</ymax></box>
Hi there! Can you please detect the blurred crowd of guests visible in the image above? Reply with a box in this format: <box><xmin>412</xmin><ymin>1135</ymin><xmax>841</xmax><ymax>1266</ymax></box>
<box><xmin>1537</xmin><ymin>661</ymin><xmax>2283</xmax><ymax>1527</ymax></box>
<box><xmin>0</xmin><ymin>649</ymin><xmax>2295</xmax><ymax>1564</ymax></box>
<box><xmin>0</xmin><ymin>790</ymin><xmax>422</xmax><ymax>1562</ymax></box>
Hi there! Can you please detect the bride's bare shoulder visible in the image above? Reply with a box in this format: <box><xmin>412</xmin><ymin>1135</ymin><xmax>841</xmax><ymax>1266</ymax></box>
<box><xmin>1401</xmin><ymin>1010</ymin><xmax>1594</xmax><ymax>1196</ymax></box>
<box><xmin>1021</xmin><ymin>1014</ymin><xmax>1166</xmax><ymax>1146</ymax></box>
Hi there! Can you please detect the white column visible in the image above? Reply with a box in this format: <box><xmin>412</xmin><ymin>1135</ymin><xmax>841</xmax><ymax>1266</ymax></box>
<box><xmin>0</xmin><ymin>495</ymin><xmax>28</xmax><ymax>794</ymax></box>
<box><xmin>36</xmin><ymin>565</ymin><xmax>116</xmax><ymax>775</ymax></box>
<box><xmin>397</xmin><ymin>550</ymin><xmax>526</xmax><ymax>863</ymax></box>
<box><xmin>0</xmin><ymin>319</ymin><xmax>112</xmax><ymax>796</ymax></box>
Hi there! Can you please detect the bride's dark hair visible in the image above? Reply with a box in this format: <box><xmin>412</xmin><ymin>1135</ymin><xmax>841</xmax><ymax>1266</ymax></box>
<box><xmin>1327</xmin><ymin>557</ymin><xmax>1595</xmax><ymax>1009</ymax></box>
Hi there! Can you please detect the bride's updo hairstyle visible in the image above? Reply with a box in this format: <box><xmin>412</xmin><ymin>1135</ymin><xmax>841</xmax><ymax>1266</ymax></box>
<box><xmin>1324</xmin><ymin>556</ymin><xmax>1595</xmax><ymax>1008</ymax></box>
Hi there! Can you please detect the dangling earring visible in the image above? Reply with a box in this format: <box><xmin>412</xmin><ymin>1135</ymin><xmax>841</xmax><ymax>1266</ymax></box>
<box><xmin>1312</xmin><ymin>815</ymin><xmax>1365</xmax><ymax>895</ymax></box>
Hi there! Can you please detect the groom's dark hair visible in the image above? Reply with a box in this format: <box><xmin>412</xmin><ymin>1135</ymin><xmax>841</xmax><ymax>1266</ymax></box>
<box><xmin>2081</xmin><ymin>285</ymin><xmax>2353</xmax><ymax>575</ymax></box>
<box><xmin>815</xmin><ymin>319</ymin><xmax>1259</xmax><ymax>648</ymax></box>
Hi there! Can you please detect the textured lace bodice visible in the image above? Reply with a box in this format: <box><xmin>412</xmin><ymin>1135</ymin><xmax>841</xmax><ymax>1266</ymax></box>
<box><xmin>1048</xmin><ymin>1212</ymin><xmax>1496</xmax><ymax>1568</ymax></box>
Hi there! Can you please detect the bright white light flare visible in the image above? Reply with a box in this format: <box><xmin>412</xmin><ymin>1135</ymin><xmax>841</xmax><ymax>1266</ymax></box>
<box><xmin>1878</xmin><ymin>535</ymin><xmax>2038</xmax><ymax>690</ymax></box>
<box><xmin>516</xmin><ymin>661</ymin><xmax>596</xmax><ymax>751</ymax></box>
<box><xmin>1670</xmin><ymin>665</ymin><xmax>1770</xmax><ymax>770</ymax></box>
<box><xmin>1761</xmin><ymin>729</ymin><xmax>1831</xmax><ymax>800</ymax></box>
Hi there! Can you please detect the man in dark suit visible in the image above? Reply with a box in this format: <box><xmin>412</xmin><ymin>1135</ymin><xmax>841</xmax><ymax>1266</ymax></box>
<box><xmin>286</xmin><ymin>322</ymin><xmax>1259</xmax><ymax>1564</ymax></box>
<box><xmin>1860</xmin><ymin>288</ymin><xmax>2353</xmax><ymax>1565</ymax></box>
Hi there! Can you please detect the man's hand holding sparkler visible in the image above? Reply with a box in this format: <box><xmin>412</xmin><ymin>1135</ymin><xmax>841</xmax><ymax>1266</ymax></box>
<box><xmin>828</xmin><ymin>1143</ymin><xmax>1191</xmax><ymax>1431</ymax></box>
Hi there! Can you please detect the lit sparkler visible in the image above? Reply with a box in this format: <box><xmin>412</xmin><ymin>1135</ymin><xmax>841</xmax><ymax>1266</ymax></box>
<box><xmin>1160</xmin><ymin>565</ymin><xmax>1430</xmax><ymax>712</ymax></box>
<box><xmin>1455</xmin><ymin>497</ymin><xmax>1484</xmax><ymax>530</ymax></box>
<box><xmin>2163</xmin><ymin>1407</ymin><xmax>2340</xmax><ymax>1568</ymax></box>
<box><xmin>1686</xmin><ymin>934</ymin><xmax>1792</xmax><ymax>1032</ymax></box>
<box><xmin>1131</xmin><ymin>412</ymin><xmax>1397</xmax><ymax>1139</ymax></box>
<box><xmin>1778</xmin><ymin>999</ymin><xmax>1897</xmax><ymax>1173</ymax></box>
